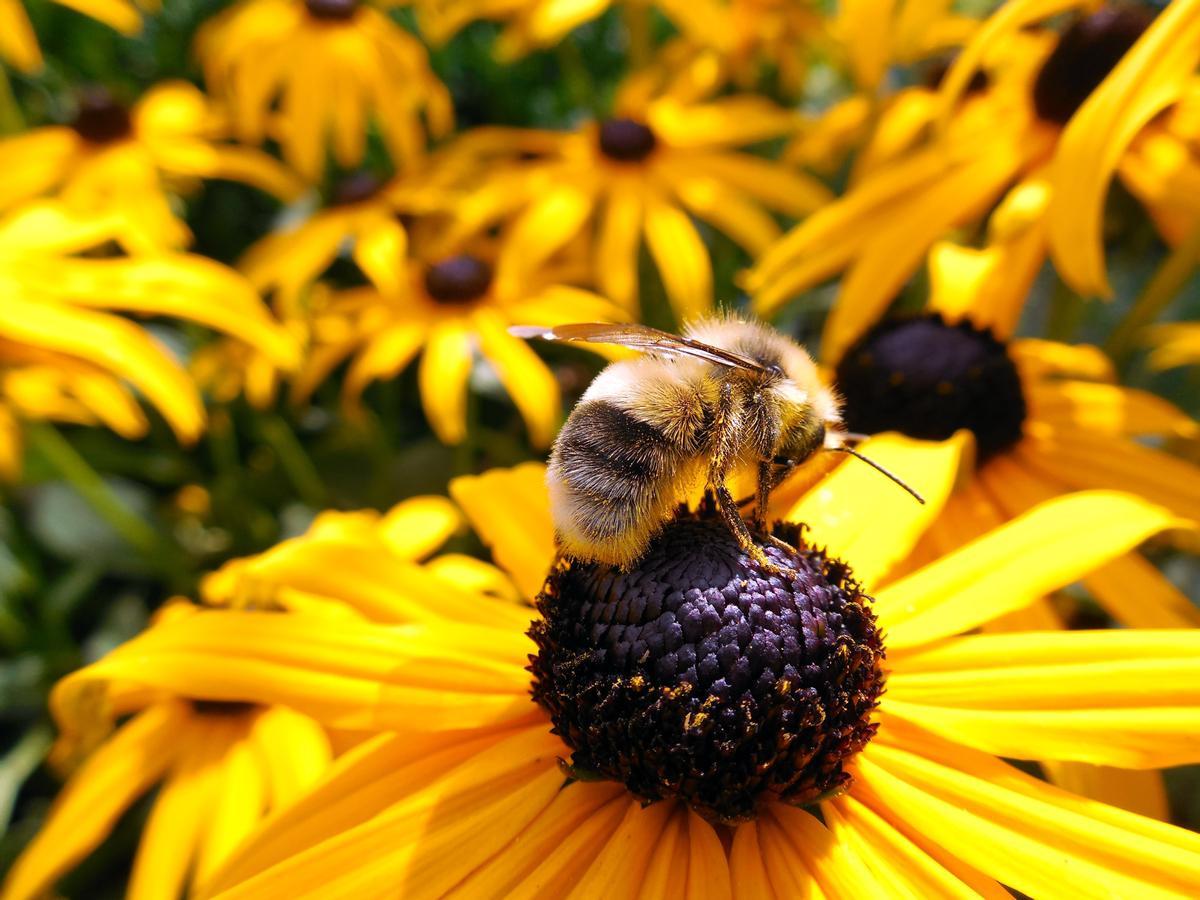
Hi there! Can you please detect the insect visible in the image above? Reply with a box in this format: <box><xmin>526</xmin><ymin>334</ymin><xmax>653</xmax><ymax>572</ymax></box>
<box><xmin>511</xmin><ymin>319</ymin><xmax>923</xmax><ymax>572</ymax></box>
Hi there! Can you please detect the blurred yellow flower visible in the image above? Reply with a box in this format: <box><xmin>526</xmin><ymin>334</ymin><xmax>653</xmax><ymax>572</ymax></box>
<box><xmin>1</xmin><ymin>491</ymin><xmax>515</xmax><ymax>900</ymax></box>
<box><xmin>748</xmin><ymin>1</ymin><xmax>1200</xmax><ymax>356</ymax></box>
<box><xmin>42</xmin><ymin>462</ymin><xmax>1200</xmax><ymax>898</ymax></box>
<box><xmin>196</xmin><ymin>0</ymin><xmax>453</xmax><ymax>182</ymax></box>
<box><xmin>0</xmin><ymin>603</ymin><xmax>333</xmax><ymax>900</ymax></box>
<box><xmin>0</xmin><ymin>203</ymin><xmax>299</xmax><ymax>476</ymax></box>
<box><xmin>0</xmin><ymin>0</ymin><xmax>156</xmax><ymax>72</ymax></box>
<box><xmin>0</xmin><ymin>82</ymin><xmax>303</xmax><ymax>252</ymax></box>
<box><xmin>824</xmin><ymin>243</ymin><xmax>1200</xmax><ymax>644</ymax></box>
<box><xmin>296</xmin><ymin>231</ymin><xmax>623</xmax><ymax>447</ymax></box>
<box><xmin>443</xmin><ymin>82</ymin><xmax>830</xmax><ymax>321</ymax></box>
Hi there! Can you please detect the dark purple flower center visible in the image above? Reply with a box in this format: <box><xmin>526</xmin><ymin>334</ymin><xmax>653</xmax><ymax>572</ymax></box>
<box><xmin>330</xmin><ymin>171</ymin><xmax>384</xmax><ymax>206</ymax></box>
<box><xmin>597</xmin><ymin>118</ymin><xmax>658</xmax><ymax>162</ymax></box>
<box><xmin>423</xmin><ymin>254</ymin><xmax>493</xmax><ymax>305</ymax></box>
<box><xmin>1032</xmin><ymin>6</ymin><xmax>1155</xmax><ymax>125</ymax></box>
<box><xmin>72</xmin><ymin>88</ymin><xmax>133</xmax><ymax>145</ymax></box>
<box><xmin>529</xmin><ymin>504</ymin><xmax>884</xmax><ymax>823</ymax></box>
<box><xmin>304</xmin><ymin>0</ymin><xmax>360</xmax><ymax>21</ymax></box>
<box><xmin>834</xmin><ymin>313</ymin><xmax>1027</xmax><ymax>464</ymax></box>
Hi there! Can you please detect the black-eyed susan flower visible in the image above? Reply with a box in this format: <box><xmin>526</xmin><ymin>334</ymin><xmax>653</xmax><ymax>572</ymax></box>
<box><xmin>195</xmin><ymin>0</ymin><xmax>452</xmax><ymax>182</ymax></box>
<box><xmin>0</xmin><ymin>0</ymin><xmax>155</xmax><ymax>73</ymax></box>
<box><xmin>0</xmin><ymin>202</ymin><xmax>299</xmax><ymax>475</ymax></box>
<box><xmin>0</xmin><ymin>493</ymin><xmax>514</xmax><ymax>900</ymax></box>
<box><xmin>825</xmin><ymin>247</ymin><xmax>1200</xmax><ymax>637</ymax></box>
<box><xmin>748</xmin><ymin>0</ymin><xmax>1198</xmax><ymax>358</ymax></box>
<box><xmin>0</xmin><ymin>82</ymin><xmax>303</xmax><ymax>251</ymax></box>
<box><xmin>0</xmin><ymin>602</ymin><xmax>333</xmax><ymax>900</ymax></box>
<box><xmin>442</xmin><ymin>81</ymin><xmax>830</xmax><ymax>321</ymax></box>
<box><xmin>294</xmin><ymin>226</ymin><xmax>624</xmax><ymax>448</ymax></box>
<box><xmin>35</xmin><ymin>460</ymin><xmax>1200</xmax><ymax>897</ymax></box>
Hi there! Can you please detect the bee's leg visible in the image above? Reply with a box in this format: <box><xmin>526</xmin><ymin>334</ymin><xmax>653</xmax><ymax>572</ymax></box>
<box><xmin>714</xmin><ymin>482</ymin><xmax>791</xmax><ymax>577</ymax></box>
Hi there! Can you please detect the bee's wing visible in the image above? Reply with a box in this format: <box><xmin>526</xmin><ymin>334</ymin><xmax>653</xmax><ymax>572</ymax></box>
<box><xmin>509</xmin><ymin>323</ymin><xmax>766</xmax><ymax>371</ymax></box>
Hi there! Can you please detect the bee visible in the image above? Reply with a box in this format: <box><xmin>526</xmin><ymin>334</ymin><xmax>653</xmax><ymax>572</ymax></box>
<box><xmin>511</xmin><ymin>319</ymin><xmax>923</xmax><ymax>571</ymax></box>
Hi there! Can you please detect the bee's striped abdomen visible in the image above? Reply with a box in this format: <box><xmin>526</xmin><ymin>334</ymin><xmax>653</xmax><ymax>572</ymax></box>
<box><xmin>549</xmin><ymin>399</ymin><xmax>688</xmax><ymax>563</ymax></box>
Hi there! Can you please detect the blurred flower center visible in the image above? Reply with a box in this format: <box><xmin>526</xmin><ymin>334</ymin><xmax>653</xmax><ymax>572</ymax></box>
<box><xmin>529</xmin><ymin>505</ymin><xmax>885</xmax><ymax>824</ymax></box>
<box><xmin>303</xmin><ymin>0</ymin><xmax>360</xmax><ymax>21</ymax></box>
<box><xmin>330</xmin><ymin>170</ymin><xmax>384</xmax><ymax>205</ymax></box>
<box><xmin>71</xmin><ymin>88</ymin><xmax>133</xmax><ymax>144</ymax></box>
<box><xmin>834</xmin><ymin>314</ymin><xmax>1027</xmax><ymax>464</ymax></box>
<box><xmin>597</xmin><ymin>117</ymin><xmax>659</xmax><ymax>162</ymax></box>
<box><xmin>1032</xmin><ymin>6</ymin><xmax>1155</xmax><ymax>125</ymax></box>
<box><xmin>423</xmin><ymin>254</ymin><xmax>494</xmax><ymax>304</ymax></box>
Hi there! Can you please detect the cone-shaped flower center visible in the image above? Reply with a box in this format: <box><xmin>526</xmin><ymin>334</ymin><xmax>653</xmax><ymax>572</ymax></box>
<box><xmin>72</xmin><ymin>88</ymin><xmax>133</xmax><ymax>145</ymax></box>
<box><xmin>835</xmin><ymin>314</ymin><xmax>1027</xmax><ymax>463</ymax></box>
<box><xmin>304</xmin><ymin>0</ymin><xmax>360</xmax><ymax>21</ymax></box>
<box><xmin>1032</xmin><ymin>6</ymin><xmax>1154</xmax><ymax>125</ymax></box>
<box><xmin>423</xmin><ymin>254</ymin><xmax>493</xmax><ymax>305</ymax></box>
<box><xmin>597</xmin><ymin>118</ymin><xmax>658</xmax><ymax>162</ymax></box>
<box><xmin>330</xmin><ymin>170</ymin><xmax>384</xmax><ymax>206</ymax></box>
<box><xmin>530</xmin><ymin>505</ymin><xmax>885</xmax><ymax>824</ymax></box>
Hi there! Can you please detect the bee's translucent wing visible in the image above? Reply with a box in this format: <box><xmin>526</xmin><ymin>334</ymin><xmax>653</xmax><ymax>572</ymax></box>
<box><xmin>509</xmin><ymin>323</ymin><xmax>766</xmax><ymax>371</ymax></box>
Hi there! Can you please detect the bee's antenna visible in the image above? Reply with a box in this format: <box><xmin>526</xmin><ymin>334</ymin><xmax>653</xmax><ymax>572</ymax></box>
<box><xmin>829</xmin><ymin>445</ymin><xmax>926</xmax><ymax>505</ymax></box>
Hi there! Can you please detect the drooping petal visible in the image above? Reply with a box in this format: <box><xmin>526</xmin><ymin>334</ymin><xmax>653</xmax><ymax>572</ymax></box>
<box><xmin>1047</xmin><ymin>0</ymin><xmax>1200</xmax><ymax>297</ymax></box>
<box><xmin>873</xmin><ymin>491</ymin><xmax>1184</xmax><ymax>648</ymax></box>
<box><xmin>247</xmin><ymin>705</ymin><xmax>332</xmax><ymax>811</ymax></box>
<box><xmin>418</xmin><ymin>321</ymin><xmax>475</xmax><ymax>445</ymax></box>
<box><xmin>643</xmin><ymin>190</ymin><xmax>712</xmax><ymax>320</ymax></box>
<box><xmin>1</xmin><ymin>702</ymin><xmax>188</xmax><ymax>900</ymax></box>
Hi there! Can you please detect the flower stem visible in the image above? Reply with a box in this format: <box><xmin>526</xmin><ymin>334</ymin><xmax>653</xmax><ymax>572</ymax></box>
<box><xmin>0</xmin><ymin>724</ymin><xmax>52</xmax><ymax>831</ymax></box>
<box><xmin>26</xmin><ymin>422</ymin><xmax>173</xmax><ymax>567</ymax></box>
<box><xmin>257</xmin><ymin>414</ymin><xmax>328</xmax><ymax>508</ymax></box>
<box><xmin>1106</xmin><ymin>223</ymin><xmax>1200</xmax><ymax>361</ymax></box>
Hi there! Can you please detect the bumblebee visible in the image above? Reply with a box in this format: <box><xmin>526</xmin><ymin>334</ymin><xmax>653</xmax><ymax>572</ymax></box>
<box><xmin>512</xmin><ymin>319</ymin><xmax>921</xmax><ymax>570</ymax></box>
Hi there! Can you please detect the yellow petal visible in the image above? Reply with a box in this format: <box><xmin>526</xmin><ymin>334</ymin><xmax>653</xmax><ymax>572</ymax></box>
<box><xmin>595</xmin><ymin>182</ymin><xmax>643</xmax><ymax>312</ymax></box>
<box><xmin>247</xmin><ymin>705</ymin><xmax>332</xmax><ymax>811</ymax></box>
<box><xmin>884</xmin><ymin>629</ymin><xmax>1200</xmax><ymax>767</ymax></box>
<box><xmin>352</xmin><ymin>216</ymin><xmax>408</xmax><ymax>299</ymax></box>
<box><xmin>342</xmin><ymin>319</ymin><xmax>426</xmax><ymax>405</ymax></box>
<box><xmin>0</xmin><ymin>295</ymin><xmax>205</xmax><ymax>443</ymax></box>
<box><xmin>449</xmin><ymin>462</ymin><xmax>556</xmax><ymax>600</ymax></box>
<box><xmin>669</xmin><ymin>168</ymin><xmax>781</xmax><ymax>256</ymax></box>
<box><xmin>1028</xmin><ymin>380</ymin><xmax>1198</xmax><ymax>438</ymax></box>
<box><xmin>377</xmin><ymin>495</ymin><xmax>462</xmax><ymax>561</ymax></box>
<box><xmin>858</xmin><ymin>727</ymin><xmax>1200</xmax><ymax>898</ymax></box>
<box><xmin>213</xmin><ymin>726</ymin><xmax>565</xmax><ymax>900</ymax></box>
<box><xmin>496</xmin><ymin>183</ymin><xmax>594</xmax><ymax>296</ymax></box>
<box><xmin>1047</xmin><ymin>0</ymin><xmax>1200</xmax><ymax>296</ymax></box>
<box><xmin>874</xmin><ymin>491</ymin><xmax>1185</xmax><ymax>648</ymax></box>
<box><xmin>1017</xmin><ymin>429</ymin><xmax>1200</xmax><ymax>523</ymax></box>
<box><xmin>823</xmin><ymin>793</ymin><xmax>1007</xmax><ymax>899</ymax></box>
<box><xmin>447</xmin><ymin>783</ymin><xmax>629</xmax><ymax>898</ymax></box>
<box><xmin>475</xmin><ymin>308</ymin><xmax>562</xmax><ymax>449</ymax></box>
<box><xmin>643</xmin><ymin>191</ymin><xmax>712</xmax><ymax>320</ymax></box>
<box><xmin>0</xmin><ymin>0</ymin><xmax>41</xmax><ymax>72</ymax></box>
<box><xmin>2</xmin><ymin>702</ymin><xmax>187</xmax><ymax>900</ymax></box>
<box><xmin>1041</xmin><ymin>762</ymin><xmax>1170</xmax><ymax>821</ymax></box>
<box><xmin>567</xmin><ymin>801</ymin><xmax>677</xmax><ymax>899</ymax></box>
<box><xmin>418</xmin><ymin>322</ymin><xmax>474</xmax><ymax>445</ymax></box>
<box><xmin>53</xmin><ymin>0</ymin><xmax>143</xmax><ymax>33</ymax></box>
<box><xmin>129</xmin><ymin>717</ymin><xmax>238</xmax><ymax>900</ymax></box>
<box><xmin>193</xmin><ymin>724</ymin><xmax>267</xmax><ymax>888</ymax></box>
<box><xmin>783</xmin><ymin>432</ymin><xmax>971</xmax><ymax>592</ymax></box>
<box><xmin>1145</xmin><ymin>323</ymin><xmax>1200</xmax><ymax>371</ymax></box>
